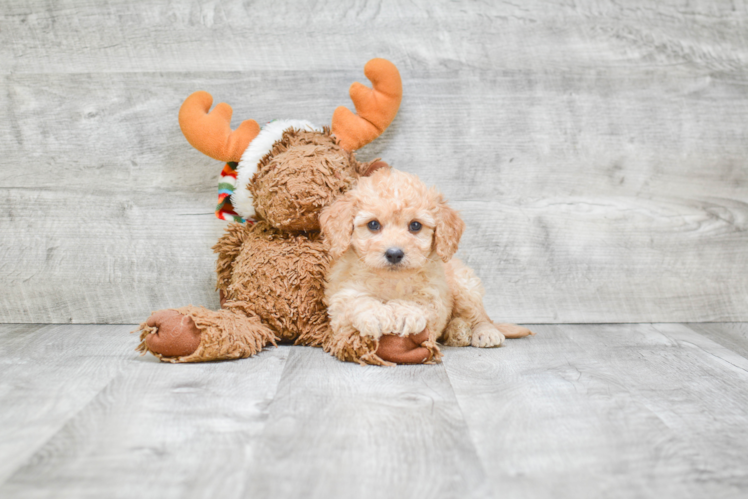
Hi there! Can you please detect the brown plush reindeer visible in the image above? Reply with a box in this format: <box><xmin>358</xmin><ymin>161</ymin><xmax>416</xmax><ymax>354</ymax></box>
<box><xmin>136</xmin><ymin>59</ymin><xmax>438</xmax><ymax>365</ymax></box>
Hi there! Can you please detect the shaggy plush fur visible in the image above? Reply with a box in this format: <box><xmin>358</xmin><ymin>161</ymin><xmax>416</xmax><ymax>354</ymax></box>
<box><xmin>137</xmin><ymin>58</ymin><xmax>406</xmax><ymax>364</ymax></box>
<box><xmin>214</xmin><ymin>220</ymin><xmax>332</xmax><ymax>345</ymax></box>
<box><xmin>136</xmin><ymin>130</ymin><xmax>386</xmax><ymax>362</ymax></box>
<box><xmin>320</xmin><ymin>168</ymin><xmax>534</xmax><ymax>360</ymax></box>
<box><xmin>233</xmin><ymin>120</ymin><xmax>323</xmax><ymax>219</ymax></box>
<box><xmin>249</xmin><ymin>129</ymin><xmax>358</xmax><ymax>231</ymax></box>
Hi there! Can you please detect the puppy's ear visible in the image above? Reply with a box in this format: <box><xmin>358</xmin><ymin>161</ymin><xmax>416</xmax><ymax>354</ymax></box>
<box><xmin>359</xmin><ymin>158</ymin><xmax>390</xmax><ymax>177</ymax></box>
<box><xmin>433</xmin><ymin>195</ymin><xmax>465</xmax><ymax>262</ymax></box>
<box><xmin>320</xmin><ymin>191</ymin><xmax>358</xmax><ymax>259</ymax></box>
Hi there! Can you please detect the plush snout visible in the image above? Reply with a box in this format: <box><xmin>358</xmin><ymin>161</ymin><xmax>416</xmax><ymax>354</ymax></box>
<box><xmin>250</xmin><ymin>130</ymin><xmax>359</xmax><ymax>232</ymax></box>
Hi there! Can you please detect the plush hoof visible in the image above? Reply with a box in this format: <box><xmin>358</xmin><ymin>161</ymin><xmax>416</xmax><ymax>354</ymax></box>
<box><xmin>376</xmin><ymin>330</ymin><xmax>432</xmax><ymax>364</ymax></box>
<box><xmin>144</xmin><ymin>310</ymin><xmax>202</xmax><ymax>357</ymax></box>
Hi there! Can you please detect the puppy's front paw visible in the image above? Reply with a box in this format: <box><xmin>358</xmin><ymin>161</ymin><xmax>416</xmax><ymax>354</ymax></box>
<box><xmin>398</xmin><ymin>313</ymin><xmax>427</xmax><ymax>337</ymax></box>
<box><xmin>353</xmin><ymin>308</ymin><xmax>393</xmax><ymax>339</ymax></box>
<box><xmin>391</xmin><ymin>303</ymin><xmax>428</xmax><ymax>337</ymax></box>
<box><xmin>471</xmin><ymin>322</ymin><xmax>505</xmax><ymax>348</ymax></box>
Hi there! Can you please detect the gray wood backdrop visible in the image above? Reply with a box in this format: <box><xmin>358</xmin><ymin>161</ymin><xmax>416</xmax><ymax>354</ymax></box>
<box><xmin>1</xmin><ymin>0</ymin><xmax>747</xmax><ymax>324</ymax></box>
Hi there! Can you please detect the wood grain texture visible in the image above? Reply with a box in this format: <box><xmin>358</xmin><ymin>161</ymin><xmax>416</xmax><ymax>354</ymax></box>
<box><xmin>242</xmin><ymin>346</ymin><xmax>490</xmax><ymax>498</ymax></box>
<box><xmin>685</xmin><ymin>322</ymin><xmax>748</xmax><ymax>360</ymax></box>
<box><xmin>2</xmin><ymin>323</ymin><xmax>748</xmax><ymax>497</ymax></box>
<box><xmin>1</xmin><ymin>0</ymin><xmax>746</xmax><ymax>75</ymax></box>
<box><xmin>442</xmin><ymin>324</ymin><xmax>748</xmax><ymax>497</ymax></box>
<box><xmin>0</xmin><ymin>325</ymin><xmax>289</xmax><ymax>498</ymax></box>
<box><xmin>0</xmin><ymin>324</ymin><xmax>135</xmax><ymax>484</ymax></box>
<box><xmin>1</xmin><ymin>0</ymin><xmax>747</xmax><ymax>323</ymax></box>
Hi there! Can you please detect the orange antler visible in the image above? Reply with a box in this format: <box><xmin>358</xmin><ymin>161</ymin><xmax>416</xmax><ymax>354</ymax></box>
<box><xmin>178</xmin><ymin>91</ymin><xmax>260</xmax><ymax>163</ymax></box>
<box><xmin>332</xmin><ymin>58</ymin><xmax>402</xmax><ymax>151</ymax></box>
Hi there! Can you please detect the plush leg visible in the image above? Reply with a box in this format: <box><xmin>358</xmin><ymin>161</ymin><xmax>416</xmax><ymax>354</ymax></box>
<box><xmin>323</xmin><ymin>324</ymin><xmax>387</xmax><ymax>366</ymax></box>
<box><xmin>323</xmin><ymin>326</ymin><xmax>441</xmax><ymax>366</ymax></box>
<box><xmin>136</xmin><ymin>305</ymin><xmax>277</xmax><ymax>363</ymax></box>
<box><xmin>324</xmin><ymin>288</ymin><xmax>442</xmax><ymax>365</ymax></box>
<box><xmin>140</xmin><ymin>309</ymin><xmax>202</xmax><ymax>357</ymax></box>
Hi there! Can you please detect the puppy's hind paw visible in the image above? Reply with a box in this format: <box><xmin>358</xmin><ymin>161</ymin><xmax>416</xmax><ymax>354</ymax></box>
<box><xmin>442</xmin><ymin>317</ymin><xmax>472</xmax><ymax>347</ymax></box>
<box><xmin>471</xmin><ymin>322</ymin><xmax>505</xmax><ymax>348</ymax></box>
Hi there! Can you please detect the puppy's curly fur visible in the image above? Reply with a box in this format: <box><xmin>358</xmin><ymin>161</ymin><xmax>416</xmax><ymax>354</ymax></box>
<box><xmin>320</xmin><ymin>167</ymin><xmax>533</xmax><ymax>358</ymax></box>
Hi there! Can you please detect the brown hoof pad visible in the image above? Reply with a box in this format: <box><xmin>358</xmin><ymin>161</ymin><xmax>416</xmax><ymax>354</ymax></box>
<box><xmin>376</xmin><ymin>330</ymin><xmax>432</xmax><ymax>365</ymax></box>
<box><xmin>144</xmin><ymin>310</ymin><xmax>201</xmax><ymax>357</ymax></box>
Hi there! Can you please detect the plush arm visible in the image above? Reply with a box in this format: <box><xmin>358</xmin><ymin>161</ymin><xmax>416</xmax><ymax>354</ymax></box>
<box><xmin>212</xmin><ymin>222</ymin><xmax>250</xmax><ymax>294</ymax></box>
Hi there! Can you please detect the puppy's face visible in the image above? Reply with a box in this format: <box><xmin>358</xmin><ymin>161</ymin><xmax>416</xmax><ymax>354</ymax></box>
<box><xmin>321</xmin><ymin>168</ymin><xmax>465</xmax><ymax>274</ymax></box>
<box><xmin>351</xmin><ymin>190</ymin><xmax>436</xmax><ymax>273</ymax></box>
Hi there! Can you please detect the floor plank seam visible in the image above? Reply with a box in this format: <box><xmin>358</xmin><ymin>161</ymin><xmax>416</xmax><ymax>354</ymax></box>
<box><xmin>657</xmin><ymin>324</ymin><xmax>748</xmax><ymax>373</ymax></box>
<box><xmin>0</xmin><ymin>367</ymin><xmax>126</xmax><ymax>489</ymax></box>
<box><xmin>438</xmin><ymin>351</ymin><xmax>495</xmax><ymax>495</ymax></box>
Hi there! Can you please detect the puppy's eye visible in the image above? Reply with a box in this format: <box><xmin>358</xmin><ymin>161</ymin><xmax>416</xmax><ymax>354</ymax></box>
<box><xmin>367</xmin><ymin>220</ymin><xmax>381</xmax><ymax>232</ymax></box>
<box><xmin>409</xmin><ymin>221</ymin><xmax>422</xmax><ymax>232</ymax></box>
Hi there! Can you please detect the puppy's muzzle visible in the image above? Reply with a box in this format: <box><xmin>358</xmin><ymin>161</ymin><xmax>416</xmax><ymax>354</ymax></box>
<box><xmin>385</xmin><ymin>247</ymin><xmax>404</xmax><ymax>264</ymax></box>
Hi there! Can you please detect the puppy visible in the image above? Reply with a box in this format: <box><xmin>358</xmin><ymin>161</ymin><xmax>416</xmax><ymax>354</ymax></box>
<box><xmin>320</xmin><ymin>166</ymin><xmax>533</xmax><ymax>364</ymax></box>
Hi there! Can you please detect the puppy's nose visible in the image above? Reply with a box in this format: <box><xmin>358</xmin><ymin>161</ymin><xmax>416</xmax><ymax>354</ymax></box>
<box><xmin>385</xmin><ymin>248</ymin><xmax>404</xmax><ymax>264</ymax></box>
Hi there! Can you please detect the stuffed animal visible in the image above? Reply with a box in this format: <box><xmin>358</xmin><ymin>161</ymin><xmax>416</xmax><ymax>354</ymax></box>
<box><xmin>135</xmin><ymin>59</ymin><xmax>438</xmax><ymax>365</ymax></box>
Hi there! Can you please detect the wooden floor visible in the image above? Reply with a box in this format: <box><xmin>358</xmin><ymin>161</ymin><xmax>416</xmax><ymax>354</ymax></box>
<box><xmin>0</xmin><ymin>323</ymin><xmax>747</xmax><ymax>498</ymax></box>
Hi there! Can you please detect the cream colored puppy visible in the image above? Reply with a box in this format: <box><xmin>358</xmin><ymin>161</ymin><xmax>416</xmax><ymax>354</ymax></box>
<box><xmin>320</xmin><ymin>166</ymin><xmax>533</xmax><ymax>359</ymax></box>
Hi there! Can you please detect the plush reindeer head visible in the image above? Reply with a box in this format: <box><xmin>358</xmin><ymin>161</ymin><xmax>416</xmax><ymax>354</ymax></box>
<box><xmin>178</xmin><ymin>59</ymin><xmax>401</xmax><ymax>232</ymax></box>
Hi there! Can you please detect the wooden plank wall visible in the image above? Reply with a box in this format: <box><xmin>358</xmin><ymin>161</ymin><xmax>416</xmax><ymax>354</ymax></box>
<box><xmin>1</xmin><ymin>0</ymin><xmax>747</xmax><ymax>324</ymax></box>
